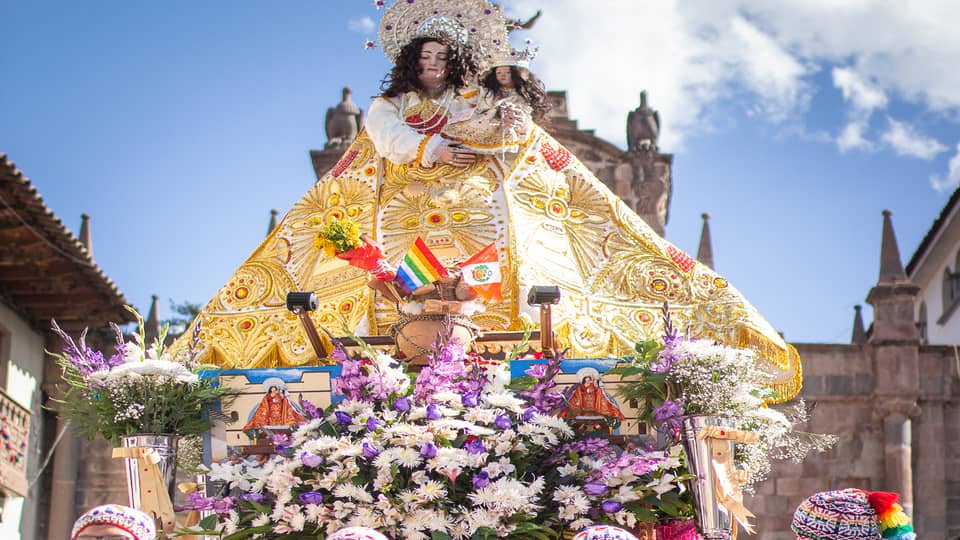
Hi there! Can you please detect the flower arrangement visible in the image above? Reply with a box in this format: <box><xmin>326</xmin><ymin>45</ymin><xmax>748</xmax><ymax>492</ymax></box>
<box><xmin>49</xmin><ymin>306</ymin><xmax>231</xmax><ymax>445</ymax></box>
<box><xmin>316</xmin><ymin>217</ymin><xmax>397</xmax><ymax>284</ymax></box>
<box><xmin>193</xmin><ymin>337</ymin><xmax>695</xmax><ymax>539</ymax></box>
<box><xmin>612</xmin><ymin>305</ymin><xmax>837</xmax><ymax>489</ymax></box>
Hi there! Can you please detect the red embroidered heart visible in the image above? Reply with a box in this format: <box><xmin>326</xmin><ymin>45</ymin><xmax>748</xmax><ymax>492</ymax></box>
<box><xmin>666</xmin><ymin>245</ymin><xmax>696</xmax><ymax>273</ymax></box>
<box><xmin>331</xmin><ymin>150</ymin><xmax>358</xmax><ymax>177</ymax></box>
<box><xmin>540</xmin><ymin>141</ymin><xmax>571</xmax><ymax>171</ymax></box>
<box><xmin>405</xmin><ymin>113</ymin><xmax>448</xmax><ymax>135</ymax></box>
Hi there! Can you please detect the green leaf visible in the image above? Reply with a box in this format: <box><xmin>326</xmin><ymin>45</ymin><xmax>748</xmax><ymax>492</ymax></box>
<box><xmin>198</xmin><ymin>513</ymin><xmax>220</xmax><ymax>530</ymax></box>
<box><xmin>431</xmin><ymin>531</ymin><xmax>453</xmax><ymax>540</ymax></box>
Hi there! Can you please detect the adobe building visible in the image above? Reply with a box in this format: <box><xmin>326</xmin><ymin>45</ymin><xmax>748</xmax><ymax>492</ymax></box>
<box><xmin>0</xmin><ymin>153</ymin><xmax>135</xmax><ymax>539</ymax></box>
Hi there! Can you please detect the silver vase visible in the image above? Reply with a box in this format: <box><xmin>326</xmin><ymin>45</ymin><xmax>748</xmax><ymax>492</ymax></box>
<box><xmin>680</xmin><ymin>415</ymin><xmax>735</xmax><ymax>540</ymax></box>
<box><xmin>120</xmin><ymin>433</ymin><xmax>180</xmax><ymax>510</ymax></box>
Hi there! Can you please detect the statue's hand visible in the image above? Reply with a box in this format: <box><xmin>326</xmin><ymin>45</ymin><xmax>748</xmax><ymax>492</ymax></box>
<box><xmin>437</xmin><ymin>143</ymin><xmax>477</xmax><ymax>167</ymax></box>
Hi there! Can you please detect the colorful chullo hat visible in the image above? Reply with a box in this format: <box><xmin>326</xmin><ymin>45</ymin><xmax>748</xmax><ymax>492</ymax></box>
<box><xmin>70</xmin><ymin>504</ymin><xmax>157</xmax><ymax>540</ymax></box>
<box><xmin>572</xmin><ymin>524</ymin><xmax>640</xmax><ymax>540</ymax></box>
<box><xmin>791</xmin><ymin>489</ymin><xmax>916</xmax><ymax>540</ymax></box>
<box><xmin>327</xmin><ymin>526</ymin><xmax>390</xmax><ymax>540</ymax></box>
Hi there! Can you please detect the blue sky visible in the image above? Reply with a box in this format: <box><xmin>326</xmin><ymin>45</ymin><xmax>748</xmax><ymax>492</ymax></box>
<box><xmin>3</xmin><ymin>1</ymin><xmax>959</xmax><ymax>344</ymax></box>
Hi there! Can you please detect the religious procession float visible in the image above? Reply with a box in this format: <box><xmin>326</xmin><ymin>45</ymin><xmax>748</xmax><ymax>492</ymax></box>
<box><xmin>51</xmin><ymin>1</ymin><xmax>837</xmax><ymax>539</ymax></box>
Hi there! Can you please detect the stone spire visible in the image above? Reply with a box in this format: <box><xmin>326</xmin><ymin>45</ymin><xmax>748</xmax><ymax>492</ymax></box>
<box><xmin>696</xmin><ymin>212</ymin><xmax>714</xmax><ymax>270</ymax></box>
<box><xmin>79</xmin><ymin>213</ymin><xmax>93</xmax><ymax>259</ymax></box>
<box><xmin>866</xmin><ymin>210</ymin><xmax>919</xmax><ymax>343</ymax></box>
<box><xmin>267</xmin><ymin>209</ymin><xmax>279</xmax><ymax>236</ymax></box>
<box><xmin>851</xmin><ymin>304</ymin><xmax>866</xmax><ymax>344</ymax></box>
<box><xmin>878</xmin><ymin>209</ymin><xmax>907</xmax><ymax>284</ymax></box>
<box><xmin>144</xmin><ymin>294</ymin><xmax>161</xmax><ymax>346</ymax></box>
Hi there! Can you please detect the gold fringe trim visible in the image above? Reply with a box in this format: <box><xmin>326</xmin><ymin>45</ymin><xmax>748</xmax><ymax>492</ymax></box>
<box><xmin>733</xmin><ymin>325</ymin><xmax>803</xmax><ymax>403</ymax></box>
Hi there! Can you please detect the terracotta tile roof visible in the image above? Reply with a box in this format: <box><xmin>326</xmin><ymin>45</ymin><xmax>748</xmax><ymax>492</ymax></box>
<box><xmin>0</xmin><ymin>152</ymin><xmax>134</xmax><ymax>332</ymax></box>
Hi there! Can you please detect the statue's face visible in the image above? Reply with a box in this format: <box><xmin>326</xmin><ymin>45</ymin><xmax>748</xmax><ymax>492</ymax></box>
<box><xmin>495</xmin><ymin>66</ymin><xmax>512</xmax><ymax>87</ymax></box>
<box><xmin>417</xmin><ymin>41</ymin><xmax>449</xmax><ymax>88</ymax></box>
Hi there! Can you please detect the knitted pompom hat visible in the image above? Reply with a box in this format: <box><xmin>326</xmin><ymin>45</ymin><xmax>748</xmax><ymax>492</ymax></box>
<box><xmin>70</xmin><ymin>504</ymin><xmax>157</xmax><ymax>540</ymax></box>
<box><xmin>327</xmin><ymin>526</ymin><xmax>391</xmax><ymax>540</ymax></box>
<box><xmin>791</xmin><ymin>489</ymin><xmax>916</xmax><ymax>540</ymax></box>
<box><xmin>571</xmin><ymin>524</ymin><xmax>640</xmax><ymax>540</ymax></box>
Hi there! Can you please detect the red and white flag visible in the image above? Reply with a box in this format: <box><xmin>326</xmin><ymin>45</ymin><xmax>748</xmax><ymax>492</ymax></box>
<box><xmin>458</xmin><ymin>242</ymin><xmax>502</xmax><ymax>303</ymax></box>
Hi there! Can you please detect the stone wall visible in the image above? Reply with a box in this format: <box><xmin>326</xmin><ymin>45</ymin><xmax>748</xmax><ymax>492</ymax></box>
<box><xmin>746</xmin><ymin>342</ymin><xmax>960</xmax><ymax>540</ymax></box>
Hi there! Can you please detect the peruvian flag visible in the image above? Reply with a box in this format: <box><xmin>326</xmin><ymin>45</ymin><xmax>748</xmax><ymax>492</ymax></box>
<box><xmin>459</xmin><ymin>242</ymin><xmax>502</xmax><ymax>303</ymax></box>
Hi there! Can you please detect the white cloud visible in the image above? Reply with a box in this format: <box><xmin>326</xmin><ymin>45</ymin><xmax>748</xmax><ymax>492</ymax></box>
<box><xmin>504</xmin><ymin>0</ymin><xmax>960</xmax><ymax>158</ymax></box>
<box><xmin>832</xmin><ymin>67</ymin><xmax>887</xmax><ymax>112</ymax></box>
<box><xmin>930</xmin><ymin>143</ymin><xmax>960</xmax><ymax>192</ymax></box>
<box><xmin>348</xmin><ymin>16</ymin><xmax>375</xmax><ymax>34</ymax></box>
<box><xmin>881</xmin><ymin>117</ymin><xmax>946</xmax><ymax>159</ymax></box>
<box><xmin>837</xmin><ymin>120</ymin><xmax>874</xmax><ymax>153</ymax></box>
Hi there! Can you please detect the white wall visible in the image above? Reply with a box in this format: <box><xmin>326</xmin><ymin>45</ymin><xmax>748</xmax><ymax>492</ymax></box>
<box><xmin>915</xmin><ymin>237</ymin><xmax>960</xmax><ymax>345</ymax></box>
<box><xmin>0</xmin><ymin>302</ymin><xmax>46</xmax><ymax>540</ymax></box>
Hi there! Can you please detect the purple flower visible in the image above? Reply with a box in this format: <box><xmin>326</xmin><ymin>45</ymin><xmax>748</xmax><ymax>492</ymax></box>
<box><xmin>523</xmin><ymin>407</ymin><xmax>540</xmax><ymax>421</ymax></box>
<box><xmin>583</xmin><ymin>482</ymin><xmax>609</xmax><ymax>497</ymax></box>
<box><xmin>363</xmin><ymin>442</ymin><xmax>380</xmax><ymax>458</ymax></box>
<box><xmin>299</xmin><ymin>398</ymin><xmax>321</xmax><ymax>420</ymax></box>
<box><xmin>298</xmin><ymin>491</ymin><xmax>324</xmax><ymax>505</ymax></box>
<box><xmin>464</xmin><ymin>436</ymin><xmax>485</xmax><ymax>455</ymax></box>
<box><xmin>472</xmin><ymin>471</ymin><xmax>490</xmax><ymax>489</ymax></box>
<box><xmin>461</xmin><ymin>391</ymin><xmax>479</xmax><ymax>407</ymax></box>
<box><xmin>524</xmin><ymin>363</ymin><xmax>547</xmax><ymax>378</ymax></box>
<box><xmin>426</xmin><ymin>403</ymin><xmax>441</xmax><ymax>420</ymax></box>
<box><xmin>186</xmin><ymin>492</ymin><xmax>215</xmax><ymax>511</ymax></box>
<box><xmin>335</xmin><ymin>411</ymin><xmax>352</xmax><ymax>425</ymax></box>
<box><xmin>653</xmin><ymin>399</ymin><xmax>685</xmax><ymax>429</ymax></box>
<box><xmin>393</xmin><ymin>397</ymin><xmax>411</xmax><ymax>412</ymax></box>
<box><xmin>366</xmin><ymin>417</ymin><xmax>381</xmax><ymax>431</ymax></box>
<box><xmin>420</xmin><ymin>442</ymin><xmax>438</xmax><ymax>458</ymax></box>
<box><xmin>601</xmin><ymin>500</ymin><xmax>623</xmax><ymax>514</ymax></box>
<box><xmin>272</xmin><ymin>434</ymin><xmax>290</xmax><ymax>446</ymax></box>
<box><xmin>212</xmin><ymin>497</ymin><xmax>235</xmax><ymax>514</ymax></box>
<box><xmin>494</xmin><ymin>414</ymin><xmax>512</xmax><ymax>430</ymax></box>
<box><xmin>301</xmin><ymin>451</ymin><xmax>323</xmax><ymax>468</ymax></box>
<box><xmin>239</xmin><ymin>493</ymin><xmax>264</xmax><ymax>503</ymax></box>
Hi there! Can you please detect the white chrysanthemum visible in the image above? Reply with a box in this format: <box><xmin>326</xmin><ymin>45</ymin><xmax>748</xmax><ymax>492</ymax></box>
<box><xmin>463</xmin><ymin>407</ymin><xmax>496</xmax><ymax>425</ymax></box>
<box><xmin>251</xmin><ymin>513</ymin><xmax>270</xmax><ymax>527</ymax></box>
<box><xmin>396</xmin><ymin>447</ymin><xmax>422</xmax><ymax>468</ymax></box>
<box><xmin>569</xmin><ymin>518</ymin><xmax>593</xmax><ymax>531</ymax></box>
<box><xmin>482</xmin><ymin>456</ymin><xmax>516</xmax><ymax>478</ymax></box>
<box><xmin>334</xmin><ymin>483</ymin><xmax>375</xmax><ymax>503</ymax></box>
<box><xmin>346</xmin><ymin>506</ymin><xmax>381</xmax><ymax>528</ymax></box>
<box><xmin>415</xmin><ymin>480</ymin><xmax>446</xmax><ymax>501</ymax></box>
<box><xmin>557</xmin><ymin>463</ymin><xmax>578</xmax><ymax>476</ymax></box>
<box><xmin>429</xmin><ymin>418</ymin><xmax>495</xmax><ymax>437</ymax></box>
<box><xmin>332</xmin><ymin>500</ymin><xmax>357</xmax><ymax>520</ymax></box>
<box><xmin>531</xmin><ymin>414</ymin><xmax>576</xmax><ymax>438</ymax></box>
<box><xmin>482</xmin><ymin>392</ymin><xmax>525</xmax><ymax>412</ymax></box>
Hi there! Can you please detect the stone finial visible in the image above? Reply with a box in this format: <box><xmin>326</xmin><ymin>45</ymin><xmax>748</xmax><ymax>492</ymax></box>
<box><xmin>79</xmin><ymin>213</ymin><xmax>93</xmax><ymax>259</ymax></box>
<box><xmin>866</xmin><ymin>210</ymin><xmax>920</xmax><ymax>343</ymax></box>
<box><xmin>696</xmin><ymin>212</ymin><xmax>714</xmax><ymax>270</ymax></box>
<box><xmin>144</xmin><ymin>294</ymin><xmax>161</xmax><ymax>345</ymax></box>
<box><xmin>267</xmin><ymin>209</ymin><xmax>279</xmax><ymax>236</ymax></box>
<box><xmin>878</xmin><ymin>209</ymin><xmax>907</xmax><ymax>285</ymax></box>
<box><xmin>325</xmin><ymin>86</ymin><xmax>364</xmax><ymax>149</ymax></box>
<box><xmin>851</xmin><ymin>304</ymin><xmax>867</xmax><ymax>344</ymax></box>
<box><xmin>626</xmin><ymin>90</ymin><xmax>660</xmax><ymax>152</ymax></box>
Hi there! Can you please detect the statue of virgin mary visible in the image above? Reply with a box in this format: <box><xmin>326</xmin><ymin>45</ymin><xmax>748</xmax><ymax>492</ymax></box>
<box><xmin>169</xmin><ymin>0</ymin><xmax>801</xmax><ymax>402</ymax></box>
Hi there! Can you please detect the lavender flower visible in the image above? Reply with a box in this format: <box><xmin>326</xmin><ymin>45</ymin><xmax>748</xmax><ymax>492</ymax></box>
<box><xmin>583</xmin><ymin>481</ymin><xmax>609</xmax><ymax>497</ymax></box>
<box><xmin>392</xmin><ymin>397</ymin><xmax>411</xmax><ymax>412</ymax></box>
<box><xmin>212</xmin><ymin>497</ymin><xmax>235</xmax><ymax>514</ymax></box>
<box><xmin>494</xmin><ymin>414</ymin><xmax>512</xmax><ymax>430</ymax></box>
<box><xmin>299</xmin><ymin>398</ymin><xmax>321</xmax><ymax>420</ymax></box>
<box><xmin>522</xmin><ymin>406</ymin><xmax>540</xmax><ymax>421</ymax></box>
<box><xmin>420</xmin><ymin>442</ymin><xmax>438</xmax><ymax>458</ymax></box>
<box><xmin>239</xmin><ymin>493</ymin><xmax>264</xmax><ymax>503</ymax></box>
<box><xmin>362</xmin><ymin>442</ymin><xmax>380</xmax><ymax>458</ymax></box>
<box><xmin>334</xmin><ymin>411</ymin><xmax>352</xmax><ymax>425</ymax></box>
<box><xmin>472</xmin><ymin>471</ymin><xmax>490</xmax><ymax>489</ymax></box>
<box><xmin>653</xmin><ymin>399</ymin><xmax>685</xmax><ymax>430</ymax></box>
<box><xmin>519</xmin><ymin>353</ymin><xmax>567</xmax><ymax>414</ymax></box>
<box><xmin>298</xmin><ymin>491</ymin><xmax>324</xmax><ymax>505</ymax></box>
<box><xmin>365</xmin><ymin>416</ymin><xmax>381</xmax><ymax>431</ymax></box>
<box><xmin>601</xmin><ymin>500</ymin><xmax>623</xmax><ymax>513</ymax></box>
<box><xmin>425</xmin><ymin>403</ymin><xmax>441</xmax><ymax>420</ymax></box>
<box><xmin>464</xmin><ymin>436</ymin><xmax>485</xmax><ymax>455</ymax></box>
<box><xmin>301</xmin><ymin>451</ymin><xmax>323</xmax><ymax>468</ymax></box>
<box><xmin>461</xmin><ymin>391</ymin><xmax>479</xmax><ymax>407</ymax></box>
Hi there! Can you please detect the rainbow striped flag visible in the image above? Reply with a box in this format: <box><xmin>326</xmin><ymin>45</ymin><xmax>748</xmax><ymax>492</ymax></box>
<box><xmin>396</xmin><ymin>237</ymin><xmax>449</xmax><ymax>292</ymax></box>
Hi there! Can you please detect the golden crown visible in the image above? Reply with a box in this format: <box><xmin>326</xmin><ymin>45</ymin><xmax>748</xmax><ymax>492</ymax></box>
<box><xmin>377</xmin><ymin>0</ymin><xmax>509</xmax><ymax>64</ymax></box>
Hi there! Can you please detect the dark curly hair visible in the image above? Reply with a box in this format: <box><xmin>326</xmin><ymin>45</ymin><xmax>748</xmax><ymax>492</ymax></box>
<box><xmin>380</xmin><ymin>36</ymin><xmax>478</xmax><ymax>98</ymax></box>
<box><xmin>481</xmin><ymin>65</ymin><xmax>551</xmax><ymax>123</ymax></box>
